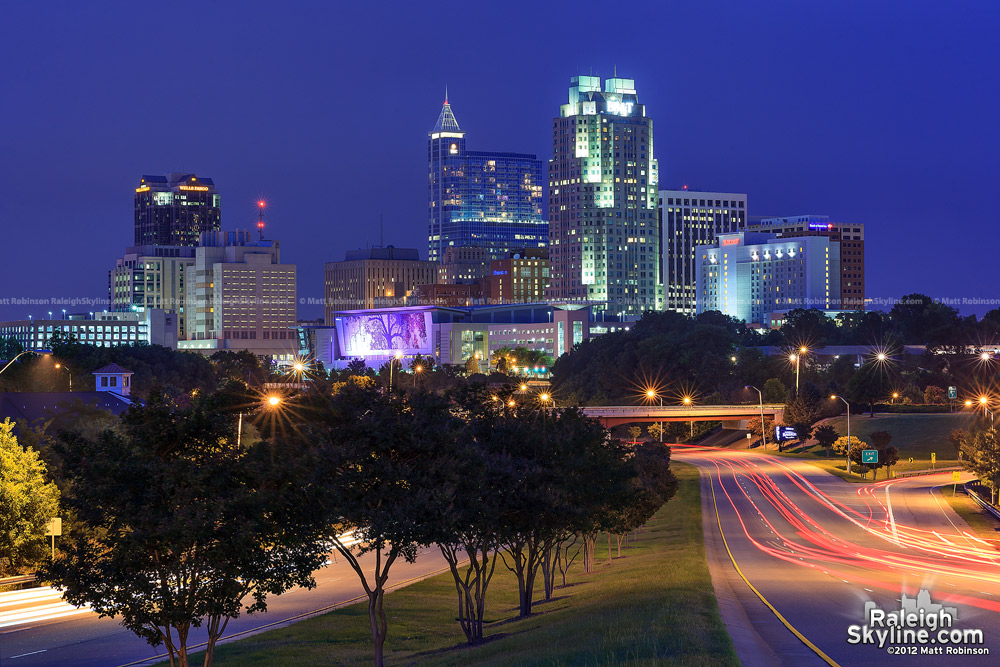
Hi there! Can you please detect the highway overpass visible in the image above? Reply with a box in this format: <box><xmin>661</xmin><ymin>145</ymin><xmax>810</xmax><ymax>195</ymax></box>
<box><xmin>580</xmin><ymin>404</ymin><xmax>784</xmax><ymax>428</ymax></box>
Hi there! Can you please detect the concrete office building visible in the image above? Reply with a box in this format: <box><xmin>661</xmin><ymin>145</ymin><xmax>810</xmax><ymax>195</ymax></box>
<box><xmin>108</xmin><ymin>245</ymin><xmax>196</xmax><ymax>338</ymax></box>
<box><xmin>299</xmin><ymin>304</ymin><xmax>589</xmax><ymax>371</ymax></box>
<box><xmin>134</xmin><ymin>174</ymin><xmax>221</xmax><ymax>247</ymax></box>
<box><xmin>695</xmin><ymin>231</ymin><xmax>839</xmax><ymax>327</ymax></box>
<box><xmin>485</xmin><ymin>248</ymin><xmax>549</xmax><ymax>305</ymax></box>
<box><xmin>438</xmin><ymin>246</ymin><xmax>491</xmax><ymax>285</ymax></box>
<box><xmin>752</xmin><ymin>215</ymin><xmax>865</xmax><ymax>310</ymax></box>
<box><xmin>0</xmin><ymin>310</ymin><xmax>178</xmax><ymax>350</ymax></box>
<box><xmin>180</xmin><ymin>230</ymin><xmax>296</xmax><ymax>358</ymax></box>
<box><xmin>323</xmin><ymin>246</ymin><xmax>439</xmax><ymax>320</ymax></box>
<box><xmin>428</xmin><ymin>96</ymin><xmax>546</xmax><ymax>262</ymax></box>
<box><xmin>659</xmin><ymin>189</ymin><xmax>747</xmax><ymax>315</ymax></box>
<box><xmin>547</xmin><ymin>75</ymin><xmax>661</xmax><ymax>316</ymax></box>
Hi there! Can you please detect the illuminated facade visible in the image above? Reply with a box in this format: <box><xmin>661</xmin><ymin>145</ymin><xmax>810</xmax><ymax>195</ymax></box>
<box><xmin>427</xmin><ymin>97</ymin><xmax>546</xmax><ymax>262</ymax></box>
<box><xmin>0</xmin><ymin>310</ymin><xmax>177</xmax><ymax>349</ymax></box>
<box><xmin>547</xmin><ymin>75</ymin><xmax>661</xmax><ymax>316</ymax></box>
<box><xmin>751</xmin><ymin>215</ymin><xmax>865</xmax><ymax>310</ymax></box>
<box><xmin>323</xmin><ymin>246</ymin><xmax>439</xmax><ymax>320</ymax></box>
<box><xmin>485</xmin><ymin>249</ymin><xmax>549</xmax><ymax>304</ymax></box>
<box><xmin>108</xmin><ymin>245</ymin><xmax>196</xmax><ymax>338</ymax></box>
<box><xmin>659</xmin><ymin>189</ymin><xmax>747</xmax><ymax>315</ymax></box>
<box><xmin>181</xmin><ymin>230</ymin><xmax>296</xmax><ymax>358</ymax></box>
<box><xmin>695</xmin><ymin>231</ymin><xmax>840</xmax><ymax>327</ymax></box>
<box><xmin>134</xmin><ymin>173</ymin><xmax>221</xmax><ymax>246</ymax></box>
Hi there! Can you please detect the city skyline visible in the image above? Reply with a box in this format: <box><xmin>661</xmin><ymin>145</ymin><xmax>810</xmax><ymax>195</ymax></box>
<box><xmin>2</xmin><ymin>1</ymin><xmax>998</xmax><ymax>323</ymax></box>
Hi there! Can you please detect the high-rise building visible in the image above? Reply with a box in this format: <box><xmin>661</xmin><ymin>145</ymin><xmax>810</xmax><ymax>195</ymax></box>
<box><xmin>427</xmin><ymin>96</ymin><xmax>546</xmax><ymax>262</ymax></box>
<box><xmin>323</xmin><ymin>246</ymin><xmax>439</xmax><ymax>321</ymax></box>
<box><xmin>659</xmin><ymin>189</ymin><xmax>747</xmax><ymax>315</ymax></box>
<box><xmin>438</xmin><ymin>246</ymin><xmax>491</xmax><ymax>285</ymax></box>
<box><xmin>547</xmin><ymin>75</ymin><xmax>661</xmax><ymax>316</ymax></box>
<box><xmin>108</xmin><ymin>245</ymin><xmax>196</xmax><ymax>338</ymax></box>
<box><xmin>134</xmin><ymin>174</ymin><xmax>221</xmax><ymax>246</ymax></box>
<box><xmin>0</xmin><ymin>310</ymin><xmax>178</xmax><ymax>350</ymax></box>
<box><xmin>751</xmin><ymin>215</ymin><xmax>865</xmax><ymax>310</ymax></box>
<box><xmin>181</xmin><ymin>230</ymin><xmax>297</xmax><ymax>358</ymax></box>
<box><xmin>695</xmin><ymin>231</ymin><xmax>839</xmax><ymax>327</ymax></box>
<box><xmin>485</xmin><ymin>248</ymin><xmax>549</xmax><ymax>305</ymax></box>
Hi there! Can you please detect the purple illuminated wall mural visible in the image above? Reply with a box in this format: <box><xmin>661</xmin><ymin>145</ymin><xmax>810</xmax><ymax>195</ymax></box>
<box><xmin>338</xmin><ymin>311</ymin><xmax>432</xmax><ymax>357</ymax></box>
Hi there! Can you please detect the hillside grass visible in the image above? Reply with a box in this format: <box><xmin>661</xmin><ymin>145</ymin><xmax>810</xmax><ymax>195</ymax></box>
<box><xmin>772</xmin><ymin>413</ymin><xmax>973</xmax><ymax>482</ymax></box>
<box><xmin>162</xmin><ymin>463</ymin><xmax>737</xmax><ymax>667</ymax></box>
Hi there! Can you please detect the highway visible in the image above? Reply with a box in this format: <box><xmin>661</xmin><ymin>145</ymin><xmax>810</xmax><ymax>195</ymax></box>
<box><xmin>677</xmin><ymin>445</ymin><xmax>1000</xmax><ymax>666</ymax></box>
<box><xmin>0</xmin><ymin>546</ymin><xmax>449</xmax><ymax>666</ymax></box>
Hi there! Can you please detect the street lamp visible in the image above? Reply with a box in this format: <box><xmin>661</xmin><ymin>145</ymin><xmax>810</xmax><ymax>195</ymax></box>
<box><xmin>891</xmin><ymin>392</ymin><xmax>899</xmax><ymax>404</ymax></box>
<box><xmin>831</xmin><ymin>395</ymin><xmax>852</xmax><ymax>474</ymax></box>
<box><xmin>0</xmin><ymin>349</ymin><xmax>53</xmax><ymax>376</ymax></box>
<box><xmin>745</xmin><ymin>386</ymin><xmax>767</xmax><ymax>450</ymax></box>
<box><xmin>388</xmin><ymin>350</ymin><xmax>403</xmax><ymax>391</ymax></box>
<box><xmin>790</xmin><ymin>346</ymin><xmax>807</xmax><ymax>394</ymax></box>
<box><xmin>979</xmin><ymin>396</ymin><xmax>994</xmax><ymax>422</ymax></box>
<box><xmin>54</xmin><ymin>363</ymin><xmax>72</xmax><ymax>391</ymax></box>
<box><xmin>539</xmin><ymin>393</ymin><xmax>555</xmax><ymax>409</ymax></box>
<box><xmin>413</xmin><ymin>364</ymin><xmax>422</xmax><ymax>387</ymax></box>
<box><xmin>682</xmin><ymin>396</ymin><xmax>693</xmax><ymax>439</ymax></box>
<box><xmin>647</xmin><ymin>389</ymin><xmax>663</xmax><ymax>443</ymax></box>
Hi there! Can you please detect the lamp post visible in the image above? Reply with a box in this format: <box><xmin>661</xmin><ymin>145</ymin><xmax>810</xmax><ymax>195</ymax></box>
<box><xmin>746</xmin><ymin>385</ymin><xmax>767</xmax><ymax>450</ymax></box>
<box><xmin>539</xmin><ymin>393</ymin><xmax>554</xmax><ymax>411</ymax></box>
<box><xmin>413</xmin><ymin>365</ymin><xmax>422</xmax><ymax>387</ymax></box>
<box><xmin>54</xmin><ymin>363</ymin><xmax>72</xmax><ymax>391</ymax></box>
<box><xmin>831</xmin><ymin>395</ymin><xmax>851</xmax><ymax>474</ymax></box>
<box><xmin>388</xmin><ymin>350</ymin><xmax>403</xmax><ymax>391</ymax></box>
<box><xmin>647</xmin><ymin>389</ymin><xmax>663</xmax><ymax>443</ymax></box>
<box><xmin>979</xmin><ymin>396</ymin><xmax>994</xmax><ymax>423</ymax></box>
<box><xmin>790</xmin><ymin>346</ymin><xmax>807</xmax><ymax>394</ymax></box>
<box><xmin>683</xmin><ymin>396</ymin><xmax>693</xmax><ymax>439</ymax></box>
<box><xmin>0</xmin><ymin>349</ymin><xmax>53</xmax><ymax>377</ymax></box>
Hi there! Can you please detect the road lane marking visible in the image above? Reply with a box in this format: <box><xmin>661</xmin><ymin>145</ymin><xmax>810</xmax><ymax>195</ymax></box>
<box><xmin>10</xmin><ymin>650</ymin><xmax>47</xmax><ymax>659</ymax></box>
<box><xmin>709</xmin><ymin>472</ymin><xmax>841</xmax><ymax>667</ymax></box>
<box><xmin>884</xmin><ymin>485</ymin><xmax>900</xmax><ymax>545</ymax></box>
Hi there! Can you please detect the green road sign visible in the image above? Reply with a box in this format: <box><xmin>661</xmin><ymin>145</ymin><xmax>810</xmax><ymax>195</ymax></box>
<box><xmin>862</xmin><ymin>449</ymin><xmax>878</xmax><ymax>464</ymax></box>
<box><xmin>948</xmin><ymin>386</ymin><xmax>958</xmax><ymax>400</ymax></box>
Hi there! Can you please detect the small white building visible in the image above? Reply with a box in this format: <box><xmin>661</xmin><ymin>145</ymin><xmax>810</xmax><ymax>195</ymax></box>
<box><xmin>92</xmin><ymin>363</ymin><xmax>133</xmax><ymax>397</ymax></box>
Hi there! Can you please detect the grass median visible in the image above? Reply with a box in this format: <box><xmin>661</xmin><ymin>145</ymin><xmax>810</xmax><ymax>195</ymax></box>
<box><xmin>165</xmin><ymin>462</ymin><xmax>736</xmax><ymax>666</ymax></box>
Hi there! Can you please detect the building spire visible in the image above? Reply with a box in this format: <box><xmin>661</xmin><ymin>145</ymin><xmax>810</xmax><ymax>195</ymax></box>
<box><xmin>432</xmin><ymin>92</ymin><xmax>462</xmax><ymax>133</ymax></box>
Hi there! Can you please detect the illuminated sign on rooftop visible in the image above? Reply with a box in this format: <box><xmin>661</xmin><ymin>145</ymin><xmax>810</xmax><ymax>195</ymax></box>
<box><xmin>606</xmin><ymin>100</ymin><xmax>634</xmax><ymax>116</ymax></box>
<box><xmin>809</xmin><ymin>223</ymin><xmax>834</xmax><ymax>230</ymax></box>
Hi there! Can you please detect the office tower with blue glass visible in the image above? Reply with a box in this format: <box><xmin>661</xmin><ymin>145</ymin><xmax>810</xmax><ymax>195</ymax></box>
<box><xmin>427</xmin><ymin>95</ymin><xmax>546</xmax><ymax>263</ymax></box>
<box><xmin>547</xmin><ymin>75</ymin><xmax>661</xmax><ymax>317</ymax></box>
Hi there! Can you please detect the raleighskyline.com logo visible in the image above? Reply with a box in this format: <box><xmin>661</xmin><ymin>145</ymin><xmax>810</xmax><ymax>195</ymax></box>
<box><xmin>847</xmin><ymin>589</ymin><xmax>988</xmax><ymax>656</ymax></box>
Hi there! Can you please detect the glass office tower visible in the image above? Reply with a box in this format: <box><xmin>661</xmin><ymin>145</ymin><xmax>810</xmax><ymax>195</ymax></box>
<box><xmin>427</xmin><ymin>97</ymin><xmax>546</xmax><ymax>262</ymax></box>
<box><xmin>134</xmin><ymin>173</ymin><xmax>221</xmax><ymax>246</ymax></box>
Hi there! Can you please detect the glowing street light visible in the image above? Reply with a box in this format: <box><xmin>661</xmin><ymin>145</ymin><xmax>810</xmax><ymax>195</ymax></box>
<box><xmin>54</xmin><ymin>362</ymin><xmax>72</xmax><ymax>391</ymax></box>
<box><xmin>682</xmin><ymin>396</ymin><xmax>694</xmax><ymax>438</ymax></box>
<box><xmin>267</xmin><ymin>395</ymin><xmax>281</xmax><ymax>407</ymax></box>
<box><xmin>389</xmin><ymin>350</ymin><xmax>403</xmax><ymax>391</ymax></box>
<box><xmin>790</xmin><ymin>348</ymin><xmax>807</xmax><ymax>394</ymax></box>
<box><xmin>646</xmin><ymin>388</ymin><xmax>663</xmax><ymax>443</ymax></box>
<box><xmin>413</xmin><ymin>364</ymin><xmax>422</xmax><ymax>387</ymax></box>
<box><xmin>891</xmin><ymin>392</ymin><xmax>899</xmax><ymax>404</ymax></box>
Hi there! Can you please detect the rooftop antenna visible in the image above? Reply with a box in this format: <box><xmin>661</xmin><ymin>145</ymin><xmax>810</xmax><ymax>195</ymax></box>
<box><xmin>444</xmin><ymin>85</ymin><xmax>449</xmax><ymax>104</ymax></box>
<box><xmin>257</xmin><ymin>199</ymin><xmax>266</xmax><ymax>240</ymax></box>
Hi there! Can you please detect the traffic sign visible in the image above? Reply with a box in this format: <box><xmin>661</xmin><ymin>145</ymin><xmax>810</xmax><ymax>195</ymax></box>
<box><xmin>952</xmin><ymin>471</ymin><xmax>961</xmax><ymax>482</ymax></box>
<box><xmin>931</xmin><ymin>452</ymin><xmax>936</xmax><ymax>462</ymax></box>
<box><xmin>908</xmin><ymin>457</ymin><xmax>913</xmax><ymax>463</ymax></box>
<box><xmin>862</xmin><ymin>449</ymin><xmax>878</xmax><ymax>464</ymax></box>
<box><xmin>948</xmin><ymin>386</ymin><xmax>958</xmax><ymax>400</ymax></box>
<box><xmin>45</xmin><ymin>518</ymin><xmax>61</xmax><ymax>536</ymax></box>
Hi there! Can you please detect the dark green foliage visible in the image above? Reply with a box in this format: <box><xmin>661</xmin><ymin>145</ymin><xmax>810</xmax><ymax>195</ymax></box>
<box><xmin>814</xmin><ymin>424</ymin><xmax>839</xmax><ymax>457</ymax></box>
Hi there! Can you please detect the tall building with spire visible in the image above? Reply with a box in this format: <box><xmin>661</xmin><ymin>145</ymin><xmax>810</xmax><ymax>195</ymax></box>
<box><xmin>427</xmin><ymin>94</ymin><xmax>546</xmax><ymax>263</ymax></box>
<box><xmin>547</xmin><ymin>75</ymin><xmax>661</xmax><ymax>317</ymax></box>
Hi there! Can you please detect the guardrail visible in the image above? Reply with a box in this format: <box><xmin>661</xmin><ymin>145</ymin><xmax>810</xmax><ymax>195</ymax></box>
<box><xmin>964</xmin><ymin>482</ymin><xmax>1000</xmax><ymax>522</ymax></box>
<box><xmin>0</xmin><ymin>574</ymin><xmax>38</xmax><ymax>588</ymax></box>
<box><xmin>893</xmin><ymin>466</ymin><xmax>963</xmax><ymax>479</ymax></box>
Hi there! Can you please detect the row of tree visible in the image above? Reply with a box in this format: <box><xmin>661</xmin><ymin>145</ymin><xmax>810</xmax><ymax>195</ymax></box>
<box><xmin>39</xmin><ymin>380</ymin><xmax>677</xmax><ymax>667</ymax></box>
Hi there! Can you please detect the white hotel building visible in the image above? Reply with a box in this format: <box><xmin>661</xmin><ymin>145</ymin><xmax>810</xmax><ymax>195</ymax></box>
<box><xmin>695</xmin><ymin>231</ymin><xmax>839</xmax><ymax>327</ymax></box>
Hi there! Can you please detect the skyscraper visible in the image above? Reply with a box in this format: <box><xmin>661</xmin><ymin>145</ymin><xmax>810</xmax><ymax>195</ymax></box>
<box><xmin>547</xmin><ymin>75</ymin><xmax>661</xmax><ymax>316</ymax></box>
<box><xmin>427</xmin><ymin>95</ymin><xmax>546</xmax><ymax>262</ymax></box>
<box><xmin>134</xmin><ymin>173</ymin><xmax>221</xmax><ymax>246</ymax></box>
<box><xmin>659</xmin><ymin>189</ymin><xmax>747</xmax><ymax>315</ymax></box>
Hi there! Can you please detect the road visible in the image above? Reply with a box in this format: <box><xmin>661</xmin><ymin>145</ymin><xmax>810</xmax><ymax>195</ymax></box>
<box><xmin>0</xmin><ymin>546</ymin><xmax>449</xmax><ymax>666</ymax></box>
<box><xmin>677</xmin><ymin>445</ymin><xmax>1000</xmax><ymax>666</ymax></box>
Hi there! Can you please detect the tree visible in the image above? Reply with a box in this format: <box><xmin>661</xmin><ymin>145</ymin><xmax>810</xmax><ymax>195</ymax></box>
<box><xmin>647</xmin><ymin>422</ymin><xmax>665</xmax><ymax>441</ymax></box>
<box><xmin>295</xmin><ymin>384</ymin><xmax>458</xmax><ymax>666</ymax></box>
<box><xmin>880</xmin><ymin>446</ymin><xmax>900</xmax><ymax>479</ymax></box>
<box><xmin>814</xmin><ymin>424</ymin><xmax>839</xmax><ymax>458</ymax></box>
<box><xmin>847</xmin><ymin>365</ymin><xmax>893</xmax><ymax>416</ymax></box>
<box><xmin>870</xmin><ymin>430</ymin><xmax>892</xmax><ymax>449</ymax></box>
<box><xmin>833</xmin><ymin>435</ymin><xmax>866</xmax><ymax>475</ymax></box>
<box><xmin>746</xmin><ymin>416</ymin><xmax>774</xmax><ymax>447</ymax></box>
<box><xmin>791</xmin><ymin>422</ymin><xmax>814</xmax><ymax>446</ymax></box>
<box><xmin>627</xmin><ymin>426</ymin><xmax>643</xmax><ymax>442</ymax></box>
<box><xmin>962</xmin><ymin>427</ymin><xmax>1000</xmax><ymax>504</ymax></box>
<box><xmin>0</xmin><ymin>419</ymin><xmax>60</xmax><ymax>577</ymax></box>
<box><xmin>923</xmin><ymin>385</ymin><xmax>946</xmax><ymax>405</ymax></box>
<box><xmin>761</xmin><ymin>378</ymin><xmax>789</xmax><ymax>404</ymax></box>
<box><xmin>848</xmin><ymin>442</ymin><xmax>874</xmax><ymax>479</ymax></box>
<box><xmin>950</xmin><ymin>428</ymin><xmax>967</xmax><ymax>459</ymax></box>
<box><xmin>44</xmin><ymin>395</ymin><xmax>326</xmax><ymax>667</ymax></box>
<box><xmin>345</xmin><ymin>358</ymin><xmax>369</xmax><ymax>377</ymax></box>
<box><xmin>465</xmin><ymin>355</ymin><xmax>480</xmax><ymax>375</ymax></box>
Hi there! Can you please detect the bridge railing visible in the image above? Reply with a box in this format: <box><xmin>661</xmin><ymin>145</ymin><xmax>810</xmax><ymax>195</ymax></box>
<box><xmin>581</xmin><ymin>404</ymin><xmax>785</xmax><ymax>417</ymax></box>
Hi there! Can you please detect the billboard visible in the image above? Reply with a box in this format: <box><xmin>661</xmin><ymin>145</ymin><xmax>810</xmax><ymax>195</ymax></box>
<box><xmin>774</xmin><ymin>426</ymin><xmax>798</xmax><ymax>441</ymax></box>
<box><xmin>337</xmin><ymin>310</ymin><xmax>433</xmax><ymax>357</ymax></box>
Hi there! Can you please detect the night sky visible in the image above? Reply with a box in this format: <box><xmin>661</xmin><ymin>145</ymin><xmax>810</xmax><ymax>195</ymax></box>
<box><xmin>2</xmin><ymin>0</ymin><xmax>998</xmax><ymax>323</ymax></box>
